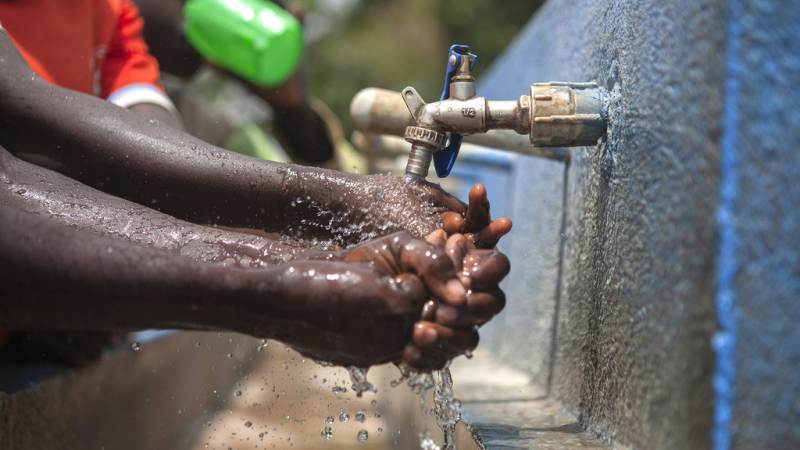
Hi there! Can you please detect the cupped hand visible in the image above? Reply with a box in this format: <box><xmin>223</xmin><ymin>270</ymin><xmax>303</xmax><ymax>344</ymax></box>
<box><xmin>269</xmin><ymin>231</ymin><xmax>466</xmax><ymax>367</ymax></box>
<box><xmin>401</xmin><ymin>231</ymin><xmax>510</xmax><ymax>371</ymax></box>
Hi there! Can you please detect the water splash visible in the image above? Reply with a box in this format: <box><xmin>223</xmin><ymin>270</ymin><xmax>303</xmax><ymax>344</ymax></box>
<box><xmin>279</xmin><ymin>171</ymin><xmax>443</xmax><ymax>248</ymax></box>
<box><xmin>419</xmin><ymin>431</ymin><xmax>441</xmax><ymax>450</ymax></box>
<box><xmin>397</xmin><ymin>364</ymin><xmax>462</xmax><ymax>450</ymax></box>
<box><xmin>355</xmin><ymin>410</ymin><xmax>367</xmax><ymax>423</ymax></box>
<box><xmin>432</xmin><ymin>368</ymin><xmax>462</xmax><ymax>450</ymax></box>
<box><xmin>348</xmin><ymin>366</ymin><xmax>377</xmax><ymax>397</ymax></box>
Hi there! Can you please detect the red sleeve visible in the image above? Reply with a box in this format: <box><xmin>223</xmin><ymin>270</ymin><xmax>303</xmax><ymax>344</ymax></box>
<box><xmin>100</xmin><ymin>0</ymin><xmax>164</xmax><ymax>99</ymax></box>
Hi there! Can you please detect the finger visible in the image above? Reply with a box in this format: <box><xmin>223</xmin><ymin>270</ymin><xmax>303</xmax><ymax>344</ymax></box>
<box><xmin>399</xmin><ymin>241</ymin><xmax>466</xmax><ymax>306</ymax></box>
<box><xmin>412</xmin><ymin>321</ymin><xmax>479</xmax><ymax>354</ymax></box>
<box><xmin>435</xmin><ymin>304</ymin><xmax>462</xmax><ymax>326</ymax></box>
<box><xmin>418</xmin><ymin>302</ymin><xmax>472</xmax><ymax>327</ymax></box>
<box><xmin>441</xmin><ymin>212</ymin><xmax>464</xmax><ymax>236</ymax></box>
<box><xmin>421</xmin><ymin>300</ymin><xmax>438</xmax><ymax>321</ymax></box>
<box><xmin>425</xmin><ymin>229</ymin><xmax>448</xmax><ymax>247</ymax></box>
<box><xmin>466</xmin><ymin>288</ymin><xmax>506</xmax><ymax>324</ymax></box>
<box><xmin>462</xmin><ymin>250</ymin><xmax>511</xmax><ymax>290</ymax></box>
<box><xmin>407</xmin><ymin>179</ymin><xmax>466</xmax><ymax>214</ymax></box>
<box><xmin>475</xmin><ymin>217</ymin><xmax>513</xmax><ymax>249</ymax></box>
<box><xmin>463</xmin><ymin>184</ymin><xmax>490</xmax><ymax>232</ymax></box>
<box><xmin>402</xmin><ymin>344</ymin><xmax>448</xmax><ymax>371</ymax></box>
<box><xmin>444</xmin><ymin>234</ymin><xmax>468</xmax><ymax>274</ymax></box>
<box><xmin>393</xmin><ymin>273</ymin><xmax>427</xmax><ymax>310</ymax></box>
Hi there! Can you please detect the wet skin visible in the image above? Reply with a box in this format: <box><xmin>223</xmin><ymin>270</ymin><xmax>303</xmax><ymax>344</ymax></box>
<box><xmin>0</xmin><ymin>29</ymin><xmax>512</xmax><ymax>369</ymax></box>
<box><xmin>0</xmin><ymin>31</ymin><xmax>509</xmax><ymax>247</ymax></box>
<box><xmin>0</xmin><ymin>146</ymin><xmax>508</xmax><ymax>368</ymax></box>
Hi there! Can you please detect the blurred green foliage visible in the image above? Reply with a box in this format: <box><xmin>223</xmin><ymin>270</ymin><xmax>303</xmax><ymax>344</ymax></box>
<box><xmin>299</xmin><ymin>0</ymin><xmax>543</xmax><ymax>135</ymax></box>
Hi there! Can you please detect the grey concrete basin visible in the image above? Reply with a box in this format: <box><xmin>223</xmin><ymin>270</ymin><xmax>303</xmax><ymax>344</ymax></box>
<box><xmin>0</xmin><ymin>331</ymin><xmax>609</xmax><ymax>449</ymax></box>
<box><xmin>0</xmin><ymin>332</ymin><xmax>481</xmax><ymax>450</ymax></box>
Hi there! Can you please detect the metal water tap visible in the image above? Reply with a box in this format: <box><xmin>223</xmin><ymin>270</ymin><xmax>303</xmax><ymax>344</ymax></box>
<box><xmin>369</xmin><ymin>44</ymin><xmax>608</xmax><ymax>179</ymax></box>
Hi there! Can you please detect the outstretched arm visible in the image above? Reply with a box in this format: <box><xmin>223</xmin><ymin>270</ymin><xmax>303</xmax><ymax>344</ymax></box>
<box><xmin>0</xmin><ymin>205</ymin><xmax>501</xmax><ymax>368</ymax></box>
<box><xmin>0</xmin><ymin>145</ymin><xmax>506</xmax><ymax>368</ymax></box>
<box><xmin>0</xmin><ymin>29</ymin><xmax>509</xmax><ymax>247</ymax></box>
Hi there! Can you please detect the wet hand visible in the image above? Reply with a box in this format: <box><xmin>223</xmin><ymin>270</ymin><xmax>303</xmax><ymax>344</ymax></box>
<box><xmin>401</xmin><ymin>232</ymin><xmax>510</xmax><ymax>371</ymax></box>
<box><xmin>340</xmin><ymin>176</ymin><xmax>511</xmax><ymax>248</ymax></box>
<box><xmin>273</xmin><ymin>231</ymin><xmax>466</xmax><ymax>367</ymax></box>
<box><xmin>439</xmin><ymin>183</ymin><xmax>513</xmax><ymax>249</ymax></box>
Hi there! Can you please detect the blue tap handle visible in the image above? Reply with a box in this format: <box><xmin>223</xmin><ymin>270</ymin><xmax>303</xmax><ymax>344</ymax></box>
<box><xmin>433</xmin><ymin>44</ymin><xmax>477</xmax><ymax>178</ymax></box>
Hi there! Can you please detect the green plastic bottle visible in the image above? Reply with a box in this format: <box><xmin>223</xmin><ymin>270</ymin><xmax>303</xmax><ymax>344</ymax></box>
<box><xmin>183</xmin><ymin>0</ymin><xmax>303</xmax><ymax>87</ymax></box>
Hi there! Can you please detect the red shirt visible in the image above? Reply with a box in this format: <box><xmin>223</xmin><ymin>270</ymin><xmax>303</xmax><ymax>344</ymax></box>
<box><xmin>0</xmin><ymin>0</ymin><xmax>163</xmax><ymax>98</ymax></box>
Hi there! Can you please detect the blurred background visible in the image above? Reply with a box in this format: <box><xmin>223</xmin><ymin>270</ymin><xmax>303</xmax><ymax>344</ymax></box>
<box><xmin>297</xmin><ymin>0</ymin><xmax>543</xmax><ymax>136</ymax></box>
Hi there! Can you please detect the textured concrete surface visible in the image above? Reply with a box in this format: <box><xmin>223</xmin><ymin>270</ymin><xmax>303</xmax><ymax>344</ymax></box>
<box><xmin>476</xmin><ymin>6</ymin><xmax>573</xmax><ymax>390</ymax></box>
<box><xmin>478</xmin><ymin>156</ymin><xmax>565</xmax><ymax>388</ymax></box>
<box><xmin>450</xmin><ymin>352</ymin><xmax>611</xmax><ymax>449</ymax></box>
<box><xmin>479</xmin><ymin>0</ymin><xmax>800</xmax><ymax>449</ymax></box>
<box><xmin>553</xmin><ymin>2</ymin><xmax>722</xmax><ymax>448</ymax></box>
<box><xmin>724</xmin><ymin>2</ymin><xmax>800</xmax><ymax>448</ymax></box>
<box><xmin>480</xmin><ymin>1</ymin><xmax>724</xmax><ymax>448</ymax></box>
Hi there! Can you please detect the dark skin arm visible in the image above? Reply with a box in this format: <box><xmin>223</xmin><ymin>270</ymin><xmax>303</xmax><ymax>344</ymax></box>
<box><xmin>128</xmin><ymin>103</ymin><xmax>183</xmax><ymax>130</ymax></box>
<box><xmin>0</xmin><ymin>29</ymin><xmax>510</xmax><ymax>248</ymax></box>
<box><xmin>0</xmin><ymin>145</ymin><xmax>508</xmax><ymax>369</ymax></box>
<box><xmin>0</xmin><ymin>209</ymin><xmax>464</xmax><ymax>368</ymax></box>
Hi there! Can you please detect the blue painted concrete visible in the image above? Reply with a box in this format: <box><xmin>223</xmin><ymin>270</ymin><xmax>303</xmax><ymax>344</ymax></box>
<box><xmin>713</xmin><ymin>0</ymin><xmax>745</xmax><ymax>448</ymax></box>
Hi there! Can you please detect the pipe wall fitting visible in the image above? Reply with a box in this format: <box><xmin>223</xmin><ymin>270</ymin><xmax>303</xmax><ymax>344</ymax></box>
<box><xmin>350</xmin><ymin>82</ymin><xmax>607</xmax><ymax>176</ymax></box>
<box><xmin>529</xmin><ymin>82</ymin><xmax>606</xmax><ymax>147</ymax></box>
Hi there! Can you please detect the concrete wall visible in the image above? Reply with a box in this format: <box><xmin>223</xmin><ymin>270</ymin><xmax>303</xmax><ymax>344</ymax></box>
<box><xmin>477</xmin><ymin>1</ymin><xmax>800</xmax><ymax>449</ymax></box>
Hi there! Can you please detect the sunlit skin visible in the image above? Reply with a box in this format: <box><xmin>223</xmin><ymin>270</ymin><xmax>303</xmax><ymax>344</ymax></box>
<box><xmin>0</xmin><ymin>30</ymin><xmax>512</xmax><ymax>369</ymax></box>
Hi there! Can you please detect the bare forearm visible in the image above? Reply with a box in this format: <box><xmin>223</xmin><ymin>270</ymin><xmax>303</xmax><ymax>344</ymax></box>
<box><xmin>0</xmin><ymin>146</ymin><xmax>336</xmax><ymax>266</ymax></box>
<box><xmin>0</xmin><ymin>31</ymin><xmax>348</xmax><ymax>233</ymax></box>
<box><xmin>0</xmin><ymin>206</ymin><xmax>402</xmax><ymax>353</ymax></box>
<box><xmin>128</xmin><ymin>102</ymin><xmax>183</xmax><ymax>130</ymax></box>
<box><xmin>0</xmin><ymin>206</ymin><xmax>285</xmax><ymax>334</ymax></box>
<box><xmin>0</xmin><ymin>31</ymin><xmax>445</xmax><ymax>244</ymax></box>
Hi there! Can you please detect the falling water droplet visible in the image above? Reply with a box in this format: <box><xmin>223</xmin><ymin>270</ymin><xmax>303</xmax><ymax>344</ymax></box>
<box><xmin>357</xmin><ymin>430</ymin><xmax>368</xmax><ymax>444</ymax></box>
<box><xmin>320</xmin><ymin>426</ymin><xmax>333</xmax><ymax>440</ymax></box>
<box><xmin>130</xmin><ymin>342</ymin><xmax>141</xmax><ymax>352</ymax></box>
<box><xmin>355</xmin><ymin>411</ymin><xmax>366</xmax><ymax>423</ymax></box>
<box><xmin>339</xmin><ymin>411</ymin><xmax>350</xmax><ymax>423</ymax></box>
<box><xmin>325</xmin><ymin>416</ymin><xmax>335</xmax><ymax>425</ymax></box>
<box><xmin>419</xmin><ymin>431</ymin><xmax>441</xmax><ymax>450</ymax></box>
